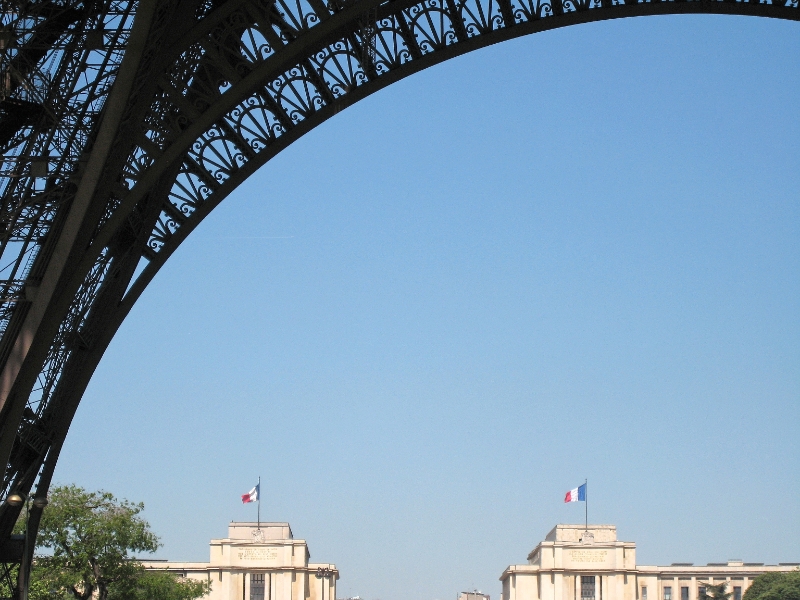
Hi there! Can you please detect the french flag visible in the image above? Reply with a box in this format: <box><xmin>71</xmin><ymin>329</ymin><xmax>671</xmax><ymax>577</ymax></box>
<box><xmin>242</xmin><ymin>484</ymin><xmax>259</xmax><ymax>504</ymax></box>
<box><xmin>564</xmin><ymin>483</ymin><xmax>586</xmax><ymax>503</ymax></box>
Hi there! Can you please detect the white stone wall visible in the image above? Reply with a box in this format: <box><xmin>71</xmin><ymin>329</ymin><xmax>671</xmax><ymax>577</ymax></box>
<box><xmin>141</xmin><ymin>523</ymin><xmax>338</xmax><ymax>600</ymax></box>
<box><xmin>501</xmin><ymin>524</ymin><xmax>796</xmax><ymax>600</ymax></box>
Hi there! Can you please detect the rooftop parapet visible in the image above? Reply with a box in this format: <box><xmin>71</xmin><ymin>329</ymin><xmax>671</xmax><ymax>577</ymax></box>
<box><xmin>223</xmin><ymin>522</ymin><xmax>293</xmax><ymax>541</ymax></box>
<box><xmin>544</xmin><ymin>524</ymin><xmax>617</xmax><ymax>543</ymax></box>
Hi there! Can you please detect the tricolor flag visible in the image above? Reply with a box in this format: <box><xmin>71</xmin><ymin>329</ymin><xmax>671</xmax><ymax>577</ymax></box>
<box><xmin>564</xmin><ymin>483</ymin><xmax>586</xmax><ymax>503</ymax></box>
<box><xmin>242</xmin><ymin>484</ymin><xmax>259</xmax><ymax>504</ymax></box>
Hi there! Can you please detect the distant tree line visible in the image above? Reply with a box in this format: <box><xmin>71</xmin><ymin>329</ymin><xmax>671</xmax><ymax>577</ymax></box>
<box><xmin>695</xmin><ymin>575</ymin><xmax>800</xmax><ymax>600</ymax></box>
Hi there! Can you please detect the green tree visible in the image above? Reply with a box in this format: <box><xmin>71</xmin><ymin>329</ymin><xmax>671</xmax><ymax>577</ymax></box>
<box><xmin>742</xmin><ymin>571</ymin><xmax>800</xmax><ymax>600</ymax></box>
<box><xmin>27</xmin><ymin>485</ymin><xmax>209</xmax><ymax>600</ymax></box>
<box><xmin>699</xmin><ymin>582</ymin><xmax>732</xmax><ymax>600</ymax></box>
<box><xmin>109</xmin><ymin>570</ymin><xmax>211</xmax><ymax>600</ymax></box>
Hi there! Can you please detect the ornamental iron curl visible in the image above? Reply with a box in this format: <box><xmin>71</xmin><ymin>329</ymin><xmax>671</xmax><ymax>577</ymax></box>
<box><xmin>0</xmin><ymin>0</ymin><xmax>797</xmax><ymax>596</ymax></box>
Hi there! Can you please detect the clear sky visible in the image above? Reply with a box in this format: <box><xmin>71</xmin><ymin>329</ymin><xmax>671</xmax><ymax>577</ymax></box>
<box><xmin>55</xmin><ymin>12</ymin><xmax>798</xmax><ymax>600</ymax></box>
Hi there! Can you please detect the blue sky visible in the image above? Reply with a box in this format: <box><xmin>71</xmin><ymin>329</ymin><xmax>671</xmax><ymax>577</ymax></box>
<box><xmin>56</xmin><ymin>13</ymin><xmax>797</xmax><ymax>600</ymax></box>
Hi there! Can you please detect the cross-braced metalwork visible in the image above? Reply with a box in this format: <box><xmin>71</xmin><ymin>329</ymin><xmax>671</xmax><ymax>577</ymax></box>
<box><xmin>0</xmin><ymin>0</ymin><xmax>797</xmax><ymax>596</ymax></box>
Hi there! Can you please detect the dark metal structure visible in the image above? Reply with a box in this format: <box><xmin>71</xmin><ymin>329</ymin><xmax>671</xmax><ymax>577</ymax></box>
<box><xmin>0</xmin><ymin>0</ymin><xmax>796</xmax><ymax>595</ymax></box>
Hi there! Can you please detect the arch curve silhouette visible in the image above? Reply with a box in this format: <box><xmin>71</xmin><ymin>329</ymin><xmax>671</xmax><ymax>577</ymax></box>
<box><xmin>0</xmin><ymin>0</ymin><xmax>796</xmax><ymax>590</ymax></box>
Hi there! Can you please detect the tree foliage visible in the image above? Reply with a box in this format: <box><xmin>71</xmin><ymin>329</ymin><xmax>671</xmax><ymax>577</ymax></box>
<box><xmin>32</xmin><ymin>485</ymin><xmax>158</xmax><ymax>600</ymax></box>
<box><xmin>742</xmin><ymin>571</ymin><xmax>800</xmax><ymax>600</ymax></box>
<box><xmin>699</xmin><ymin>582</ymin><xmax>733</xmax><ymax>600</ymax></box>
<box><xmin>109</xmin><ymin>570</ymin><xmax>211</xmax><ymax>600</ymax></box>
<box><xmin>28</xmin><ymin>485</ymin><xmax>209</xmax><ymax>600</ymax></box>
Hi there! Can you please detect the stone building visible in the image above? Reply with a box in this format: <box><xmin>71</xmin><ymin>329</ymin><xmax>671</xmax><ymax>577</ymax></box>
<box><xmin>500</xmin><ymin>524</ymin><xmax>798</xmax><ymax>600</ymax></box>
<box><xmin>460</xmin><ymin>592</ymin><xmax>491</xmax><ymax>600</ymax></box>
<box><xmin>142</xmin><ymin>523</ymin><xmax>338</xmax><ymax>600</ymax></box>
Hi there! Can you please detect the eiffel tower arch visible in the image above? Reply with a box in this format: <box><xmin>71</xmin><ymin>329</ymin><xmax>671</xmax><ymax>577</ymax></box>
<box><xmin>0</xmin><ymin>0</ymin><xmax>796</xmax><ymax>596</ymax></box>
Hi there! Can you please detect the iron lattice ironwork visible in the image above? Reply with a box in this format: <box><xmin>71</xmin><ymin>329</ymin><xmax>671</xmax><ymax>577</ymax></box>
<box><xmin>0</xmin><ymin>0</ymin><xmax>796</xmax><ymax>595</ymax></box>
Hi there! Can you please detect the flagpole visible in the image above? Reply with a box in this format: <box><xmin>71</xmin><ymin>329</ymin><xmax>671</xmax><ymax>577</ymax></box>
<box><xmin>584</xmin><ymin>478</ymin><xmax>588</xmax><ymax>532</ymax></box>
<box><xmin>258</xmin><ymin>476</ymin><xmax>261</xmax><ymax>530</ymax></box>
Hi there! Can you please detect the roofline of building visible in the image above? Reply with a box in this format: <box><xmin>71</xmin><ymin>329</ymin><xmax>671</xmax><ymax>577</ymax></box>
<box><xmin>499</xmin><ymin>563</ymin><xmax>799</xmax><ymax>582</ymax></box>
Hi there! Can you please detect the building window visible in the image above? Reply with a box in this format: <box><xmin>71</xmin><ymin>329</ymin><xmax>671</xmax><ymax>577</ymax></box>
<box><xmin>642</xmin><ymin>587</ymin><xmax>648</xmax><ymax>600</ymax></box>
<box><xmin>698</xmin><ymin>587</ymin><xmax>706</xmax><ymax>599</ymax></box>
<box><xmin>733</xmin><ymin>588</ymin><xmax>742</xmax><ymax>600</ymax></box>
<box><xmin>681</xmin><ymin>588</ymin><xmax>688</xmax><ymax>600</ymax></box>
<box><xmin>581</xmin><ymin>576</ymin><xmax>596</xmax><ymax>600</ymax></box>
<box><xmin>250</xmin><ymin>573</ymin><xmax>265</xmax><ymax>600</ymax></box>
<box><xmin>664</xmin><ymin>587</ymin><xmax>672</xmax><ymax>600</ymax></box>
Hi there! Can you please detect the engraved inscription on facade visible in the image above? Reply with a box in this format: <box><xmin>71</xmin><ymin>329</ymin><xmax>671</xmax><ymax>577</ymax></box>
<box><xmin>569</xmin><ymin>550</ymin><xmax>608</xmax><ymax>563</ymax></box>
<box><xmin>237</xmin><ymin>548</ymin><xmax>279</xmax><ymax>560</ymax></box>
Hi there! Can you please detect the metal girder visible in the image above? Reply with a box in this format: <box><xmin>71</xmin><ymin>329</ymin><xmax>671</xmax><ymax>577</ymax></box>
<box><xmin>0</xmin><ymin>0</ymin><xmax>797</xmax><ymax>595</ymax></box>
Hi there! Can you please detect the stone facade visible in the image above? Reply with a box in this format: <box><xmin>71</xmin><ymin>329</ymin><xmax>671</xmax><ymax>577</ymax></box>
<box><xmin>142</xmin><ymin>523</ymin><xmax>337</xmax><ymax>600</ymax></box>
<box><xmin>460</xmin><ymin>591</ymin><xmax>491</xmax><ymax>600</ymax></box>
<box><xmin>500</xmin><ymin>525</ymin><xmax>798</xmax><ymax>600</ymax></box>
